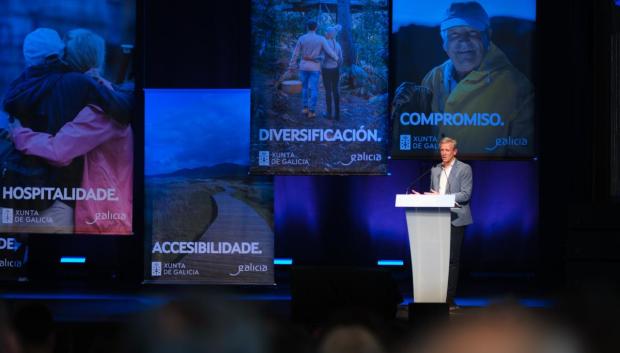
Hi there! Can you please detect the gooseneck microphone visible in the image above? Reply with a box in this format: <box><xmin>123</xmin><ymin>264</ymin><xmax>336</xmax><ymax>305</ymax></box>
<box><xmin>405</xmin><ymin>167</ymin><xmax>433</xmax><ymax>194</ymax></box>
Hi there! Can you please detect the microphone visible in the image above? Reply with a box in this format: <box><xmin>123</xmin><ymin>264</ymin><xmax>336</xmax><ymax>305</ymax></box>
<box><xmin>405</xmin><ymin>167</ymin><xmax>432</xmax><ymax>194</ymax></box>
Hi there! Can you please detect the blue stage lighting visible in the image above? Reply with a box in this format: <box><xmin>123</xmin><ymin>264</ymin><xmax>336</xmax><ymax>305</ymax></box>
<box><xmin>273</xmin><ymin>258</ymin><xmax>293</xmax><ymax>265</ymax></box>
<box><xmin>60</xmin><ymin>257</ymin><xmax>86</xmax><ymax>264</ymax></box>
<box><xmin>377</xmin><ymin>259</ymin><xmax>404</xmax><ymax>266</ymax></box>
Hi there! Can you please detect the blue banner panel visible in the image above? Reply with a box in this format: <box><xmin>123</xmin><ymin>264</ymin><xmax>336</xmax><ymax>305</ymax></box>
<box><xmin>144</xmin><ymin>89</ymin><xmax>274</xmax><ymax>285</ymax></box>
<box><xmin>0</xmin><ymin>1</ymin><xmax>135</xmax><ymax>235</ymax></box>
<box><xmin>250</xmin><ymin>0</ymin><xmax>389</xmax><ymax>174</ymax></box>
<box><xmin>0</xmin><ymin>235</ymin><xmax>27</xmax><ymax>281</ymax></box>
<box><xmin>392</xmin><ymin>0</ymin><xmax>536</xmax><ymax>158</ymax></box>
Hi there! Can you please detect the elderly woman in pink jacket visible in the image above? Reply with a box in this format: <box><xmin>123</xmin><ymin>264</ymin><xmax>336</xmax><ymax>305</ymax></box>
<box><xmin>9</xmin><ymin>29</ymin><xmax>133</xmax><ymax>235</ymax></box>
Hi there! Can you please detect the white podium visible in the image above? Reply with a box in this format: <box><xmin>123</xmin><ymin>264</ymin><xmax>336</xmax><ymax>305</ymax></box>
<box><xmin>395</xmin><ymin>194</ymin><xmax>455</xmax><ymax>303</ymax></box>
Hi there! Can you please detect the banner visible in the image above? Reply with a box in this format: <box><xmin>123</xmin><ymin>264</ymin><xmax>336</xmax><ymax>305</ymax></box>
<box><xmin>392</xmin><ymin>0</ymin><xmax>536</xmax><ymax>158</ymax></box>
<box><xmin>0</xmin><ymin>2</ymin><xmax>135</xmax><ymax>235</ymax></box>
<box><xmin>250</xmin><ymin>0</ymin><xmax>389</xmax><ymax>174</ymax></box>
<box><xmin>0</xmin><ymin>235</ymin><xmax>27</xmax><ymax>281</ymax></box>
<box><xmin>144</xmin><ymin>89</ymin><xmax>274</xmax><ymax>285</ymax></box>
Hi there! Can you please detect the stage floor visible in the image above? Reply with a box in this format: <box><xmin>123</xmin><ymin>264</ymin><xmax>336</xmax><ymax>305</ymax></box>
<box><xmin>0</xmin><ymin>286</ymin><xmax>552</xmax><ymax>323</ymax></box>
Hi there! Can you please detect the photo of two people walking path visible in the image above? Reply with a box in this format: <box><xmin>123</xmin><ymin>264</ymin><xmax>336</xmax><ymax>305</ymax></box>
<box><xmin>251</xmin><ymin>0</ymin><xmax>389</xmax><ymax>174</ymax></box>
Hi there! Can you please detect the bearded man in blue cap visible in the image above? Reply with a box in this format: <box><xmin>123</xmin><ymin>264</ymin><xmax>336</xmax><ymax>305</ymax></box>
<box><xmin>421</xmin><ymin>1</ymin><xmax>534</xmax><ymax>156</ymax></box>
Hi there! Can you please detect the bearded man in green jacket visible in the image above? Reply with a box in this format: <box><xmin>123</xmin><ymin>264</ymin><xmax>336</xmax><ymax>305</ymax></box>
<box><xmin>420</xmin><ymin>1</ymin><xmax>534</xmax><ymax>156</ymax></box>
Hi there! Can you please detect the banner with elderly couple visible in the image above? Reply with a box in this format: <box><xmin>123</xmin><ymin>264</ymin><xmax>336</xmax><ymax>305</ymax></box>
<box><xmin>250</xmin><ymin>0</ymin><xmax>389</xmax><ymax>175</ymax></box>
<box><xmin>0</xmin><ymin>2</ymin><xmax>135</xmax><ymax>235</ymax></box>
<box><xmin>392</xmin><ymin>0</ymin><xmax>536</xmax><ymax>158</ymax></box>
<box><xmin>144</xmin><ymin>89</ymin><xmax>274</xmax><ymax>285</ymax></box>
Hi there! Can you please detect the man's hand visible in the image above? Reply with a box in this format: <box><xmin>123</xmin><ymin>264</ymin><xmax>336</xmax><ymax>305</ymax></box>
<box><xmin>424</xmin><ymin>188</ymin><xmax>439</xmax><ymax>195</ymax></box>
<box><xmin>391</xmin><ymin>82</ymin><xmax>433</xmax><ymax>120</ymax></box>
<box><xmin>303</xmin><ymin>56</ymin><xmax>319</xmax><ymax>63</ymax></box>
<box><xmin>85</xmin><ymin>68</ymin><xmax>115</xmax><ymax>91</ymax></box>
<box><xmin>392</xmin><ymin>82</ymin><xmax>418</xmax><ymax>114</ymax></box>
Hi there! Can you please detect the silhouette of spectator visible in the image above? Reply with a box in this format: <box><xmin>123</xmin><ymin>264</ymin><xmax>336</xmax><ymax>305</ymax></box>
<box><xmin>406</xmin><ymin>302</ymin><xmax>582</xmax><ymax>353</ymax></box>
<box><xmin>318</xmin><ymin>325</ymin><xmax>385</xmax><ymax>353</ymax></box>
<box><xmin>0</xmin><ymin>301</ymin><xmax>20</xmax><ymax>353</ymax></box>
<box><xmin>13</xmin><ymin>303</ymin><xmax>55</xmax><ymax>353</ymax></box>
<box><xmin>126</xmin><ymin>293</ymin><xmax>266</xmax><ymax>353</ymax></box>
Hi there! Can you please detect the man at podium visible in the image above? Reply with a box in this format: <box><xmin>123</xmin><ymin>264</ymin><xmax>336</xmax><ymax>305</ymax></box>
<box><xmin>426</xmin><ymin>137</ymin><xmax>473</xmax><ymax>308</ymax></box>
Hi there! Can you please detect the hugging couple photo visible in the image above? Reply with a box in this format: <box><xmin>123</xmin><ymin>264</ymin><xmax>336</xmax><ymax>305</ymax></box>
<box><xmin>0</xmin><ymin>27</ymin><xmax>134</xmax><ymax>235</ymax></box>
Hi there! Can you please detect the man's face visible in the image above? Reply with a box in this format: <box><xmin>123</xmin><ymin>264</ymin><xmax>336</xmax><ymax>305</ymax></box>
<box><xmin>439</xmin><ymin>142</ymin><xmax>457</xmax><ymax>164</ymax></box>
<box><xmin>445</xmin><ymin>26</ymin><xmax>486</xmax><ymax>77</ymax></box>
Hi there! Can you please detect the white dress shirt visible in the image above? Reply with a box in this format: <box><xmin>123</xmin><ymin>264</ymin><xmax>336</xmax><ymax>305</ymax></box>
<box><xmin>439</xmin><ymin>159</ymin><xmax>456</xmax><ymax>195</ymax></box>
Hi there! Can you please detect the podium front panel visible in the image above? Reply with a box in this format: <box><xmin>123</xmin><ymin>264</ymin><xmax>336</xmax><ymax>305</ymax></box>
<box><xmin>405</xmin><ymin>208</ymin><xmax>451</xmax><ymax>303</ymax></box>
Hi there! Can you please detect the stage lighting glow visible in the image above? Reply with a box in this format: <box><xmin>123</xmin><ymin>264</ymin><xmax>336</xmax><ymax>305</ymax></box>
<box><xmin>273</xmin><ymin>258</ymin><xmax>293</xmax><ymax>265</ymax></box>
<box><xmin>60</xmin><ymin>257</ymin><xmax>86</xmax><ymax>264</ymax></box>
<box><xmin>377</xmin><ymin>260</ymin><xmax>404</xmax><ymax>266</ymax></box>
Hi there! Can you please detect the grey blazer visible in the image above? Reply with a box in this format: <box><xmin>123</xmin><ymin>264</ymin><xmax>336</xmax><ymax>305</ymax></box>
<box><xmin>430</xmin><ymin>159</ymin><xmax>473</xmax><ymax>227</ymax></box>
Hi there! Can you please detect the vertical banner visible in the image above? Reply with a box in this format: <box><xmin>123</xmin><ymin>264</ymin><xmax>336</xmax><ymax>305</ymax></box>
<box><xmin>0</xmin><ymin>235</ymin><xmax>27</xmax><ymax>281</ymax></box>
<box><xmin>145</xmin><ymin>89</ymin><xmax>274</xmax><ymax>285</ymax></box>
<box><xmin>392</xmin><ymin>0</ymin><xmax>536</xmax><ymax>158</ymax></box>
<box><xmin>250</xmin><ymin>0</ymin><xmax>389</xmax><ymax>174</ymax></box>
<box><xmin>0</xmin><ymin>2</ymin><xmax>135</xmax><ymax>235</ymax></box>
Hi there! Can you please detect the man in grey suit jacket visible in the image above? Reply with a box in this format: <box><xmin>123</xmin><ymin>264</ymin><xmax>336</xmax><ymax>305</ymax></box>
<box><xmin>428</xmin><ymin>137</ymin><xmax>473</xmax><ymax>309</ymax></box>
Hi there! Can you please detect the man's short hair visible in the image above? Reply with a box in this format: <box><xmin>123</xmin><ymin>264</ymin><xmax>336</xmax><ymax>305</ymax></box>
<box><xmin>307</xmin><ymin>20</ymin><xmax>318</xmax><ymax>31</ymax></box>
<box><xmin>440</xmin><ymin>137</ymin><xmax>458</xmax><ymax>149</ymax></box>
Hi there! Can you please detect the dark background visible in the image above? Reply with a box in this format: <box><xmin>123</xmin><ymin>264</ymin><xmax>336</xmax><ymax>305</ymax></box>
<box><xmin>6</xmin><ymin>0</ymin><xmax>620</xmax><ymax>297</ymax></box>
